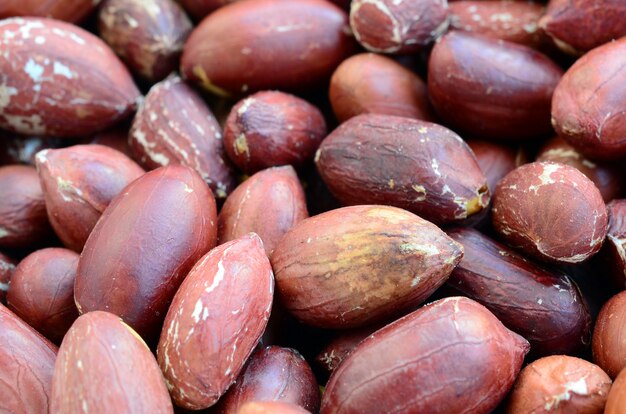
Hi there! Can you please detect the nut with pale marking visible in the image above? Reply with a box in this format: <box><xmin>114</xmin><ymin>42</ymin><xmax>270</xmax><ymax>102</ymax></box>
<box><xmin>315</xmin><ymin>114</ymin><xmax>490</xmax><ymax>224</ymax></box>
<box><xmin>271</xmin><ymin>205</ymin><xmax>464</xmax><ymax>329</ymax></box>
<box><xmin>0</xmin><ymin>18</ymin><xmax>140</xmax><ymax>137</ymax></box>
<box><xmin>492</xmin><ymin>161</ymin><xmax>607</xmax><ymax>264</ymax></box>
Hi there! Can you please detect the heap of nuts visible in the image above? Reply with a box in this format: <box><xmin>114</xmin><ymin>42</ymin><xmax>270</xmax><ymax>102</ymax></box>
<box><xmin>0</xmin><ymin>0</ymin><xmax>625</xmax><ymax>413</ymax></box>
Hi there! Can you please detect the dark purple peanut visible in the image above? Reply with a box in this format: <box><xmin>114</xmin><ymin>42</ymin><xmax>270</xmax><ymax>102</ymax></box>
<box><xmin>315</xmin><ymin>114</ymin><xmax>490</xmax><ymax>224</ymax></box>
<box><xmin>99</xmin><ymin>0</ymin><xmax>193</xmax><ymax>82</ymax></box>
<box><xmin>218</xmin><ymin>166</ymin><xmax>308</xmax><ymax>256</ymax></box>
<box><xmin>492</xmin><ymin>162</ymin><xmax>607</xmax><ymax>264</ymax></box>
<box><xmin>213</xmin><ymin>346</ymin><xmax>319</xmax><ymax>414</ymax></box>
<box><xmin>75</xmin><ymin>165</ymin><xmax>217</xmax><ymax>340</ymax></box>
<box><xmin>0</xmin><ymin>165</ymin><xmax>53</xmax><ymax>250</ymax></box>
<box><xmin>157</xmin><ymin>234</ymin><xmax>274</xmax><ymax>410</ymax></box>
<box><xmin>551</xmin><ymin>37</ymin><xmax>626</xmax><ymax>161</ymax></box>
<box><xmin>449</xmin><ymin>1</ymin><xmax>546</xmax><ymax>49</ymax></box>
<box><xmin>223</xmin><ymin>91</ymin><xmax>327</xmax><ymax>174</ymax></box>
<box><xmin>7</xmin><ymin>248</ymin><xmax>79</xmax><ymax>344</ymax></box>
<box><xmin>593</xmin><ymin>291</ymin><xmax>626</xmax><ymax>379</ymax></box>
<box><xmin>271</xmin><ymin>205</ymin><xmax>463</xmax><ymax>329</ymax></box>
<box><xmin>599</xmin><ymin>200</ymin><xmax>626</xmax><ymax>290</ymax></box>
<box><xmin>0</xmin><ymin>303</ymin><xmax>57</xmax><ymax>414</ymax></box>
<box><xmin>130</xmin><ymin>75</ymin><xmax>236</xmax><ymax>199</ymax></box>
<box><xmin>35</xmin><ymin>144</ymin><xmax>144</xmax><ymax>252</ymax></box>
<box><xmin>321</xmin><ymin>297</ymin><xmax>530</xmax><ymax>414</ymax></box>
<box><xmin>539</xmin><ymin>0</ymin><xmax>626</xmax><ymax>55</ymax></box>
<box><xmin>329</xmin><ymin>53</ymin><xmax>435</xmax><ymax>123</ymax></box>
<box><xmin>428</xmin><ymin>31</ymin><xmax>563</xmax><ymax>140</ymax></box>
<box><xmin>506</xmin><ymin>355</ymin><xmax>612</xmax><ymax>414</ymax></box>
<box><xmin>181</xmin><ymin>0</ymin><xmax>356</xmax><ymax>96</ymax></box>
<box><xmin>447</xmin><ymin>227</ymin><xmax>591</xmax><ymax>356</ymax></box>
<box><xmin>349</xmin><ymin>0</ymin><xmax>449</xmax><ymax>54</ymax></box>
<box><xmin>51</xmin><ymin>311</ymin><xmax>173</xmax><ymax>414</ymax></box>
<box><xmin>537</xmin><ymin>136</ymin><xmax>624</xmax><ymax>202</ymax></box>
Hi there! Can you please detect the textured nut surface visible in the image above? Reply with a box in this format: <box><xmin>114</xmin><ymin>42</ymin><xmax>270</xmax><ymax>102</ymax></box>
<box><xmin>75</xmin><ymin>165</ymin><xmax>217</xmax><ymax>340</ymax></box>
<box><xmin>492</xmin><ymin>162</ymin><xmax>607</xmax><ymax>263</ymax></box>
<box><xmin>223</xmin><ymin>91</ymin><xmax>327</xmax><ymax>173</ymax></box>
<box><xmin>551</xmin><ymin>37</ymin><xmax>626</xmax><ymax>160</ymax></box>
<box><xmin>0</xmin><ymin>252</ymin><xmax>16</xmax><ymax>303</ymax></box>
<box><xmin>593</xmin><ymin>291</ymin><xmax>626</xmax><ymax>379</ymax></box>
<box><xmin>218</xmin><ymin>166</ymin><xmax>308</xmax><ymax>256</ymax></box>
<box><xmin>600</xmin><ymin>200</ymin><xmax>626</xmax><ymax>290</ymax></box>
<box><xmin>35</xmin><ymin>145</ymin><xmax>144</xmax><ymax>252</ymax></box>
<box><xmin>449</xmin><ymin>1</ymin><xmax>545</xmax><ymax>48</ymax></box>
<box><xmin>0</xmin><ymin>165</ymin><xmax>53</xmax><ymax>249</ymax></box>
<box><xmin>271</xmin><ymin>205</ymin><xmax>463</xmax><ymax>329</ymax></box>
<box><xmin>0</xmin><ymin>0</ymin><xmax>102</xmax><ymax>23</ymax></box>
<box><xmin>0</xmin><ymin>303</ymin><xmax>57</xmax><ymax>414</ymax></box>
<box><xmin>539</xmin><ymin>0</ymin><xmax>626</xmax><ymax>55</ymax></box>
<box><xmin>329</xmin><ymin>53</ymin><xmax>434</xmax><ymax>123</ymax></box>
<box><xmin>158</xmin><ymin>234</ymin><xmax>274</xmax><ymax>410</ymax></box>
<box><xmin>466</xmin><ymin>139</ymin><xmax>525</xmax><ymax>195</ymax></box>
<box><xmin>315</xmin><ymin>114</ymin><xmax>490</xmax><ymax>224</ymax></box>
<box><xmin>349</xmin><ymin>0</ymin><xmax>448</xmax><ymax>54</ymax></box>
<box><xmin>537</xmin><ymin>136</ymin><xmax>623</xmax><ymax>202</ymax></box>
<box><xmin>129</xmin><ymin>75</ymin><xmax>235</xmax><ymax>199</ymax></box>
<box><xmin>428</xmin><ymin>31</ymin><xmax>562</xmax><ymax>140</ymax></box>
<box><xmin>447</xmin><ymin>227</ymin><xmax>592</xmax><ymax>356</ymax></box>
<box><xmin>213</xmin><ymin>346</ymin><xmax>319</xmax><ymax>414</ymax></box>
<box><xmin>50</xmin><ymin>311</ymin><xmax>173</xmax><ymax>414</ymax></box>
<box><xmin>7</xmin><ymin>248</ymin><xmax>79</xmax><ymax>344</ymax></box>
<box><xmin>99</xmin><ymin>0</ymin><xmax>192</xmax><ymax>82</ymax></box>
<box><xmin>321</xmin><ymin>297</ymin><xmax>530</xmax><ymax>414</ymax></box>
<box><xmin>605</xmin><ymin>367</ymin><xmax>626</xmax><ymax>414</ymax></box>
<box><xmin>181</xmin><ymin>0</ymin><xmax>356</xmax><ymax>96</ymax></box>
<box><xmin>0</xmin><ymin>18</ymin><xmax>140</xmax><ymax>137</ymax></box>
<box><xmin>506</xmin><ymin>355</ymin><xmax>611</xmax><ymax>414</ymax></box>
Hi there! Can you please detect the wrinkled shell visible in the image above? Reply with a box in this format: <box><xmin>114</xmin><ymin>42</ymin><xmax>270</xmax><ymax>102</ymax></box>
<box><xmin>129</xmin><ymin>75</ymin><xmax>235</xmax><ymax>199</ymax></box>
<box><xmin>329</xmin><ymin>53</ymin><xmax>434</xmax><ymax>123</ymax></box>
<box><xmin>466</xmin><ymin>139</ymin><xmax>525</xmax><ymax>195</ymax></box>
<box><xmin>157</xmin><ymin>234</ymin><xmax>274</xmax><ymax>410</ymax></box>
<box><xmin>349</xmin><ymin>0</ymin><xmax>449</xmax><ymax>54</ymax></box>
<box><xmin>35</xmin><ymin>145</ymin><xmax>144</xmax><ymax>252</ymax></box>
<box><xmin>536</xmin><ymin>136</ymin><xmax>623</xmax><ymax>202</ymax></box>
<box><xmin>449</xmin><ymin>1</ymin><xmax>545</xmax><ymax>48</ymax></box>
<box><xmin>0</xmin><ymin>18</ymin><xmax>140</xmax><ymax>137</ymax></box>
<box><xmin>0</xmin><ymin>252</ymin><xmax>16</xmax><ymax>303</ymax></box>
<box><xmin>7</xmin><ymin>248</ymin><xmax>79</xmax><ymax>344</ymax></box>
<box><xmin>605</xmin><ymin>367</ymin><xmax>626</xmax><ymax>414</ymax></box>
<box><xmin>506</xmin><ymin>356</ymin><xmax>611</xmax><ymax>414</ymax></box>
<box><xmin>0</xmin><ymin>0</ymin><xmax>102</xmax><ymax>23</ymax></box>
<box><xmin>271</xmin><ymin>205</ymin><xmax>464</xmax><ymax>329</ymax></box>
<box><xmin>315</xmin><ymin>114</ymin><xmax>490</xmax><ymax>224</ymax></box>
<box><xmin>213</xmin><ymin>346</ymin><xmax>320</xmax><ymax>414</ymax></box>
<box><xmin>428</xmin><ymin>31</ymin><xmax>563</xmax><ymax>140</ymax></box>
<box><xmin>593</xmin><ymin>291</ymin><xmax>626</xmax><ymax>379</ymax></box>
<box><xmin>0</xmin><ymin>165</ymin><xmax>53</xmax><ymax>249</ymax></box>
<box><xmin>321</xmin><ymin>297</ymin><xmax>530</xmax><ymax>414</ymax></box>
<box><xmin>224</xmin><ymin>91</ymin><xmax>327</xmax><ymax>173</ymax></box>
<box><xmin>551</xmin><ymin>37</ymin><xmax>626</xmax><ymax>160</ymax></box>
<box><xmin>99</xmin><ymin>0</ymin><xmax>193</xmax><ymax>81</ymax></box>
<box><xmin>447</xmin><ymin>227</ymin><xmax>592</xmax><ymax>356</ymax></box>
<box><xmin>0</xmin><ymin>303</ymin><xmax>57</xmax><ymax>414</ymax></box>
<box><xmin>75</xmin><ymin>165</ymin><xmax>217</xmax><ymax>340</ymax></box>
<box><xmin>50</xmin><ymin>311</ymin><xmax>173</xmax><ymax>414</ymax></box>
<box><xmin>539</xmin><ymin>0</ymin><xmax>626</xmax><ymax>54</ymax></box>
<box><xmin>181</xmin><ymin>0</ymin><xmax>356</xmax><ymax>96</ymax></box>
<box><xmin>492</xmin><ymin>162</ymin><xmax>607</xmax><ymax>263</ymax></box>
<box><xmin>218</xmin><ymin>166</ymin><xmax>308</xmax><ymax>255</ymax></box>
<box><xmin>600</xmin><ymin>200</ymin><xmax>626</xmax><ymax>290</ymax></box>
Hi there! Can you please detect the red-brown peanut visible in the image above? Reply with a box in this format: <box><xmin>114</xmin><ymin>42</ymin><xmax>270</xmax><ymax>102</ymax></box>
<box><xmin>606</xmin><ymin>368</ymin><xmax>626</xmax><ymax>414</ymax></box>
<box><xmin>593</xmin><ymin>291</ymin><xmax>626</xmax><ymax>379</ymax></box>
<box><xmin>0</xmin><ymin>0</ymin><xmax>102</xmax><ymax>23</ymax></box>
